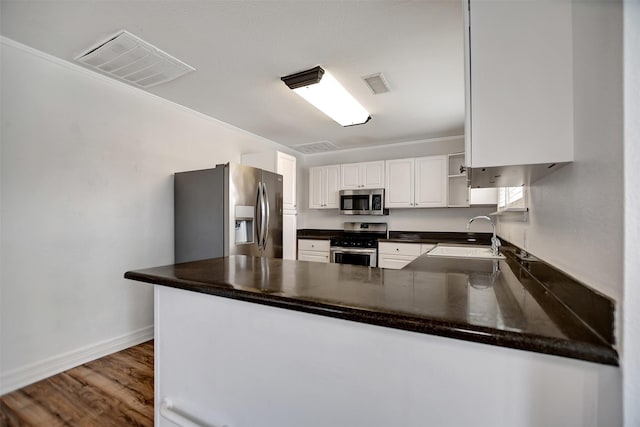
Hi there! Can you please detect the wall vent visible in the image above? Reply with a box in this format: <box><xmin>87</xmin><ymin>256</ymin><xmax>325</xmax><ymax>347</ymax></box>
<box><xmin>75</xmin><ymin>30</ymin><xmax>195</xmax><ymax>88</ymax></box>
<box><xmin>293</xmin><ymin>141</ymin><xmax>338</xmax><ymax>154</ymax></box>
<box><xmin>362</xmin><ymin>72</ymin><xmax>391</xmax><ymax>95</ymax></box>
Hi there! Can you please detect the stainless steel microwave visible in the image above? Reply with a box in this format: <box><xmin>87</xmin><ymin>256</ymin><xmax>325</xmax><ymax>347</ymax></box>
<box><xmin>339</xmin><ymin>189</ymin><xmax>389</xmax><ymax>215</ymax></box>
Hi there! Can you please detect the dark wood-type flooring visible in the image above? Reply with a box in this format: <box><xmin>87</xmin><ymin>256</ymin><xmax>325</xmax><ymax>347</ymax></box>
<box><xmin>0</xmin><ymin>340</ymin><xmax>154</xmax><ymax>426</ymax></box>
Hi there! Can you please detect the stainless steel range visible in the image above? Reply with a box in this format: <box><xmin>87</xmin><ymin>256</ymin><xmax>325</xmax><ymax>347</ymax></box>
<box><xmin>330</xmin><ymin>222</ymin><xmax>388</xmax><ymax>267</ymax></box>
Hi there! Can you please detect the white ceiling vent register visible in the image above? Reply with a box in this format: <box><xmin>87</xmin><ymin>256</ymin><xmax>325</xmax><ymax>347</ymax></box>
<box><xmin>293</xmin><ymin>141</ymin><xmax>338</xmax><ymax>154</ymax></box>
<box><xmin>362</xmin><ymin>73</ymin><xmax>391</xmax><ymax>95</ymax></box>
<box><xmin>75</xmin><ymin>30</ymin><xmax>195</xmax><ymax>88</ymax></box>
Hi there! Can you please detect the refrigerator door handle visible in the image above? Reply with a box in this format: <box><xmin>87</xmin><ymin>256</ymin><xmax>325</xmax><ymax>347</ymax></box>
<box><xmin>262</xmin><ymin>183</ymin><xmax>270</xmax><ymax>250</ymax></box>
<box><xmin>260</xmin><ymin>181</ymin><xmax>268</xmax><ymax>250</ymax></box>
<box><xmin>255</xmin><ymin>182</ymin><xmax>263</xmax><ymax>248</ymax></box>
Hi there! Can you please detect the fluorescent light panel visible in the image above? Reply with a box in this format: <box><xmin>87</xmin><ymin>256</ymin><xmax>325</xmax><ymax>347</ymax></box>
<box><xmin>282</xmin><ymin>67</ymin><xmax>371</xmax><ymax>127</ymax></box>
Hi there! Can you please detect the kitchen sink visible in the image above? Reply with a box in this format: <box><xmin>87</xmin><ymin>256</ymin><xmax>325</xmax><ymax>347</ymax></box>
<box><xmin>426</xmin><ymin>244</ymin><xmax>506</xmax><ymax>260</ymax></box>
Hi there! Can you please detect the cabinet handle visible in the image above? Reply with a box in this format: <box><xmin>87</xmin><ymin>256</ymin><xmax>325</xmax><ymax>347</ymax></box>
<box><xmin>396</xmin><ymin>248</ymin><xmax>399</xmax><ymax>251</ymax></box>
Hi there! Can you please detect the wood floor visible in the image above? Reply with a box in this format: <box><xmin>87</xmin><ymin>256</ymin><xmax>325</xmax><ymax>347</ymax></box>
<box><xmin>0</xmin><ymin>340</ymin><xmax>154</xmax><ymax>427</ymax></box>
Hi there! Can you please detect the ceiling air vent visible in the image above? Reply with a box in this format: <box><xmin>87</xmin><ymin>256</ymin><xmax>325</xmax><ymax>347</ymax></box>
<box><xmin>75</xmin><ymin>30</ymin><xmax>195</xmax><ymax>88</ymax></box>
<box><xmin>293</xmin><ymin>141</ymin><xmax>338</xmax><ymax>154</ymax></box>
<box><xmin>362</xmin><ymin>73</ymin><xmax>391</xmax><ymax>95</ymax></box>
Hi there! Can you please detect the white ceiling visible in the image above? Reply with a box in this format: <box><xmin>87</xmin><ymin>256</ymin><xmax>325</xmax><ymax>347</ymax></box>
<box><xmin>0</xmin><ymin>0</ymin><xmax>465</xmax><ymax>153</ymax></box>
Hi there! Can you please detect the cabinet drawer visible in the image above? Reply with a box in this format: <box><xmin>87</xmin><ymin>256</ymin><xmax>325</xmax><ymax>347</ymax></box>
<box><xmin>298</xmin><ymin>239</ymin><xmax>330</xmax><ymax>252</ymax></box>
<box><xmin>298</xmin><ymin>251</ymin><xmax>330</xmax><ymax>263</ymax></box>
<box><xmin>378</xmin><ymin>242</ymin><xmax>422</xmax><ymax>256</ymax></box>
<box><xmin>378</xmin><ymin>254</ymin><xmax>417</xmax><ymax>270</ymax></box>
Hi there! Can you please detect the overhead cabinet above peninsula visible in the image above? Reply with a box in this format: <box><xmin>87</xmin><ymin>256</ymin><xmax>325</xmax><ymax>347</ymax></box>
<box><xmin>464</xmin><ymin>0</ymin><xmax>574</xmax><ymax>186</ymax></box>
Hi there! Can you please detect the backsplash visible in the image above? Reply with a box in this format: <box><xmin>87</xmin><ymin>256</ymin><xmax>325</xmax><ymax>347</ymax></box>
<box><xmin>298</xmin><ymin>206</ymin><xmax>495</xmax><ymax>232</ymax></box>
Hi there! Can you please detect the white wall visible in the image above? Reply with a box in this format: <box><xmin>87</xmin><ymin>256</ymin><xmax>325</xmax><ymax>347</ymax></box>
<box><xmin>299</xmin><ymin>137</ymin><xmax>495</xmax><ymax>232</ymax></box>
<box><xmin>300</xmin><ymin>207</ymin><xmax>495</xmax><ymax>232</ymax></box>
<box><xmin>623</xmin><ymin>1</ymin><xmax>640</xmax><ymax>425</ymax></box>
<box><xmin>496</xmin><ymin>1</ymin><xmax>623</xmax><ymax>304</ymax></box>
<box><xmin>0</xmin><ymin>38</ymin><xmax>284</xmax><ymax>393</ymax></box>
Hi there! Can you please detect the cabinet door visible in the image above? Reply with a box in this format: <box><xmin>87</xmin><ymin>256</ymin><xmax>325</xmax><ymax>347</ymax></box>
<box><xmin>466</xmin><ymin>0</ymin><xmax>573</xmax><ymax>168</ymax></box>
<box><xmin>309</xmin><ymin>167</ymin><xmax>325</xmax><ymax>209</ymax></box>
<box><xmin>324</xmin><ymin>165</ymin><xmax>340</xmax><ymax>209</ymax></box>
<box><xmin>415</xmin><ymin>156</ymin><xmax>447</xmax><ymax>207</ymax></box>
<box><xmin>340</xmin><ymin>164</ymin><xmax>361</xmax><ymax>189</ymax></box>
<box><xmin>361</xmin><ymin>161</ymin><xmax>385</xmax><ymax>188</ymax></box>
<box><xmin>385</xmin><ymin>158</ymin><xmax>414</xmax><ymax>208</ymax></box>
<box><xmin>277</xmin><ymin>152</ymin><xmax>297</xmax><ymax>212</ymax></box>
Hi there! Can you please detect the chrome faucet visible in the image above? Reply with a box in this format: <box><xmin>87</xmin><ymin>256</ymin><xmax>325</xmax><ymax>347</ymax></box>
<box><xmin>467</xmin><ymin>215</ymin><xmax>501</xmax><ymax>256</ymax></box>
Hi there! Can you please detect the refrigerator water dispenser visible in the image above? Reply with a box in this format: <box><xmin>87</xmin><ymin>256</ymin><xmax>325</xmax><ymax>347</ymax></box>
<box><xmin>235</xmin><ymin>205</ymin><xmax>254</xmax><ymax>244</ymax></box>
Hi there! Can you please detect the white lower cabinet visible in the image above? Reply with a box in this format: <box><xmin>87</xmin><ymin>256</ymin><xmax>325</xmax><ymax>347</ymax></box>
<box><xmin>297</xmin><ymin>239</ymin><xmax>330</xmax><ymax>263</ymax></box>
<box><xmin>378</xmin><ymin>242</ymin><xmax>435</xmax><ymax>269</ymax></box>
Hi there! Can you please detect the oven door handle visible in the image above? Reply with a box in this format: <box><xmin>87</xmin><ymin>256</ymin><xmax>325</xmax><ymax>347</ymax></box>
<box><xmin>330</xmin><ymin>247</ymin><xmax>378</xmax><ymax>253</ymax></box>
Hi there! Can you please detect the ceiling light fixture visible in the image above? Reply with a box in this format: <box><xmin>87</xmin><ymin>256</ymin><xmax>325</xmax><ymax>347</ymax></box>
<box><xmin>281</xmin><ymin>66</ymin><xmax>371</xmax><ymax>127</ymax></box>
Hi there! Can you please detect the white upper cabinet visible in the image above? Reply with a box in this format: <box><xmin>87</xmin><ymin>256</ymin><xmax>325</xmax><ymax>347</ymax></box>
<box><xmin>385</xmin><ymin>158</ymin><xmax>414</xmax><ymax>207</ymax></box>
<box><xmin>464</xmin><ymin>0</ymin><xmax>574</xmax><ymax>169</ymax></box>
<box><xmin>414</xmin><ymin>156</ymin><xmax>447</xmax><ymax>207</ymax></box>
<box><xmin>340</xmin><ymin>161</ymin><xmax>385</xmax><ymax>190</ymax></box>
<box><xmin>242</xmin><ymin>150</ymin><xmax>297</xmax><ymax>212</ymax></box>
<box><xmin>309</xmin><ymin>165</ymin><xmax>339</xmax><ymax>209</ymax></box>
<box><xmin>385</xmin><ymin>156</ymin><xmax>447</xmax><ymax>208</ymax></box>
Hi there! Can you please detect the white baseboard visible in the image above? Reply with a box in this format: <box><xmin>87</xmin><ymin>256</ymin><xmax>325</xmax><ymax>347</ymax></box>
<box><xmin>0</xmin><ymin>325</ymin><xmax>154</xmax><ymax>395</ymax></box>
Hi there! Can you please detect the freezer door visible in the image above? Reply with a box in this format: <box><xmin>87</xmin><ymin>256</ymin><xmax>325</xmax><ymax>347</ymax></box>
<box><xmin>260</xmin><ymin>170</ymin><xmax>283</xmax><ymax>258</ymax></box>
<box><xmin>174</xmin><ymin>168</ymin><xmax>225</xmax><ymax>263</ymax></box>
<box><xmin>226</xmin><ymin>163</ymin><xmax>262</xmax><ymax>257</ymax></box>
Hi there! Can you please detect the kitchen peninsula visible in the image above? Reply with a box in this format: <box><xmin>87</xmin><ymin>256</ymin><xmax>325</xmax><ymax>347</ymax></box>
<box><xmin>126</xmin><ymin>245</ymin><xmax>620</xmax><ymax>427</ymax></box>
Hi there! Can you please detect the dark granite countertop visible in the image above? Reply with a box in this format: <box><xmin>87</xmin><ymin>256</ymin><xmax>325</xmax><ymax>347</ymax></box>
<box><xmin>296</xmin><ymin>229</ymin><xmax>342</xmax><ymax>239</ymax></box>
<box><xmin>125</xmin><ymin>247</ymin><xmax>618</xmax><ymax>366</ymax></box>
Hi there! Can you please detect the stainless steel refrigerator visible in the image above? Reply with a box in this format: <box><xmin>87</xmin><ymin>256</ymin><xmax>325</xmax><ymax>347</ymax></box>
<box><xmin>174</xmin><ymin>163</ymin><xmax>283</xmax><ymax>263</ymax></box>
